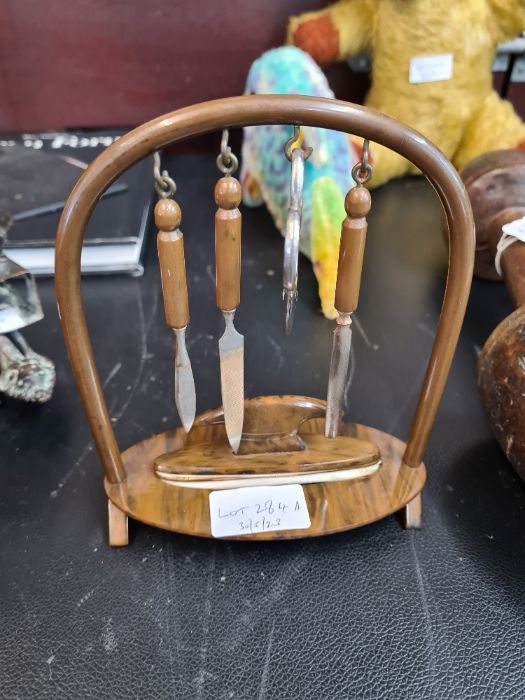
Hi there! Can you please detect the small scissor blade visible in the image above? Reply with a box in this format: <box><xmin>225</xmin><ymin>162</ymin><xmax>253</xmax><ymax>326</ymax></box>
<box><xmin>283</xmin><ymin>288</ymin><xmax>298</xmax><ymax>336</ymax></box>
<box><xmin>325</xmin><ymin>318</ymin><xmax>352</xmax><ymax>438</ymax></box>
<box><xmin>174</xmin><ymin>328</ymin><xmax>196</xmax><ymax>433</ymax></box>
<box><xmin>219</xmin><ymin>313</ymin><xmax>244</xmax><ymax>453</ymax></box>
<box><xmin>282</xmin><ymin>148</ymin><xmax>305</xmax><ymax>336</ymax></box>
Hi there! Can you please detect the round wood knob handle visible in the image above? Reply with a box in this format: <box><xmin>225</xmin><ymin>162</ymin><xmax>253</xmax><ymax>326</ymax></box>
<box><xmin>215</xmin><ymin>176</ymin><xmax>242</xmax><ymax>312</ymax></box>
<box><xmin>155</xmin><ymin>199</ymin><xmax>189</xmax><ymax>329</ymax></box>
<box><xmin>334</xmin><ymin>186</ymin><xmax>371</xmax><ymax>314</ymax></box>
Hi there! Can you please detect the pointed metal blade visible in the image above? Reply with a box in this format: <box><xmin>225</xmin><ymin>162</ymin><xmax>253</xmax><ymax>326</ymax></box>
<box><xmin>282</xmin><ymin>162</ymin><xmax>302</xmax><ymax>336</ymax></box>
<box><xmin>283</xmin><ymin>288</ymin><xmax>298</xmax><ymax>336</ymax></box>
<box><xmin>174</xmin><ymin>328</ymin><xmax>196</xmax><ymax>433</ymax></box>
<box><xmin>219</xmin><ymin>311</ymin><xmax>244</xmax><ymax>453</ymax></box>
<box><xmin>325</xmin><ymin>316</ymin><xmax>352</xmax><ymax>438</ymax></box>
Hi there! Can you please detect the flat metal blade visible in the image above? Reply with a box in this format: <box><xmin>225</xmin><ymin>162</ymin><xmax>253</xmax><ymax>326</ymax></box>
<box><xmin>283</xmin><ymin>288</ymin><xmax>298</xmax><ymax>336</ymax></box>
<box><xmin>282</xmin><ymin>152</ymin><xmax>303</xmax><ymax>336</ymax></box>
<box><xmin>174</xmin><ymin>328</ymin><xmax>196</xmax><ymax>433</ymax></box>
<box><xmin>325</xmin><ymin>316</ymin><xmax>352</xmax><ymax>438</ymax></box>
<box><xmin>219</xmin><ymin>311</ymin><xmax>244</xmax><ymax>453</ymax></box>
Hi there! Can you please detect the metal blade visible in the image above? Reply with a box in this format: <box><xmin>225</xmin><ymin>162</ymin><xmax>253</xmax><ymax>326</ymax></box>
<box><xmin>283</xmin><ymin>288</ymin><xmax>298</xmax><ymax>336</ymax></box>
<box><xmin>325</xmin><ymin>315</ymin><xmax>352</xmax><ymax>438</ymax></box>
<box><xmin>174</xmin><ymin>328</ymin><xmax>196</xmax><ymax>433</ymax></box>
<box><xmin>281</xmin><ymin>149</ymin><xmax>304</xmax><ymax>336</ymax></box>
<box><xmin>219</xmin><ymin>310</ymin><xmax>244</xmax><ymax>453</ymax></box>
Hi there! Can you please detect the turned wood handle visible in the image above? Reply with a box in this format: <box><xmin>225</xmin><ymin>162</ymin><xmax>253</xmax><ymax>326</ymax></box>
<box><xmin>155</xmin><ymin>199</ymin><xmax>189</xmax><ymax>329</ymax></box>
<box><xmin>157</xmin><ymin>231</ymin><xmax>189</xmax><ymax>329</ymax></box>
<box><xmin>215</xmin><ymin>176</ymin><xmax>242</xmax><ymax>312</ymax></box>
<box><xmin>334</xmin><ymin>186</ymin><xmax>371</xmax><ymax>314</ymax></box>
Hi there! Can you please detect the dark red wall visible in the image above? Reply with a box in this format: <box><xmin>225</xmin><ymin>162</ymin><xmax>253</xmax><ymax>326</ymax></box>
<box><xmin>0</xmin><ymin>1</ymin><xmax>522</xmax><ymax>133</ymax></box>
<box><xmin>0</xmin><ymin>0</ymin><xmax>335</xmax><ymax>131</ymax></box>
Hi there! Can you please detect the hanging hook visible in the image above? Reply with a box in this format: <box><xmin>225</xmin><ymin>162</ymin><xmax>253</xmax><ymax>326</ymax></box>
<box><xmin>216</xmin><ymin>129</ymin><xmax>239</xmax><ymax>176</ymax></box>
<box><xmin>285</xmin><ymin>126</ymin><xmax>313</xmax><ymax>162</ymax></box>
<box><xmin>351</xmin><ymin>139</ymin><xmax>373</xmax><ymax>185</ymax></box>
<box><xmin>153</xmin><ymin>151</ymin><xmax>177</xmax><ymax>199</ymax></box>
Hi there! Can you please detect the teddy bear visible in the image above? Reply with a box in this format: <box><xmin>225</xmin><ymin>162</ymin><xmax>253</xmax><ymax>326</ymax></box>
<box><xmin>287</xmin><ymin>0</ymin><xmax>525</xmax><ymax>187</ymax></box>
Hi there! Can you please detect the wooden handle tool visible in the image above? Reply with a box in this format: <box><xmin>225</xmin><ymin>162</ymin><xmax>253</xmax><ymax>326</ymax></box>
<box><xmin>155</xmin><ymin>198</ymin><xmax>195</xmax><ymax>433</ymax></box>
<box><xmin>334</xmin><ymin>185</ymin><xmax>371</xmax><ymax>314</ymax></box>
<box><xmin>215</xmin><ymin>177</ymin><xmax>241</xmax><ymax>312</ymax></box>
<box><xmin>156</xmin><ymin>199</ymin><xmax>189</xmax><ymax>329</ymax></box>
<box><xmin>325</xmin><ymin>185</ymin><xmax>371</xmax><ymax>438</ymax></box>
<box><xmin>215</xmin><ymin>176</ymin><xmax>244</xmax><ymax>453</ymax></box>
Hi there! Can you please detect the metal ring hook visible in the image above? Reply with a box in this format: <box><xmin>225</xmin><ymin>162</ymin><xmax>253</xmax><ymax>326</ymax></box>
<box><xmin>285</xmin><ymin>126</ymin><xmax>313</xmax><ymax>162</ymax></box>
<box><xmin>351</xmin><ymin>139</ymin><xmax>373</xmax><ymax>185</ymax></box>
<box><xmin>220</xmin><ymin>129</ymin><xmax>230</xmax><ymax>159</ymax></box>
<box><xmin>216</xmin><ymin>129</ymin><xmax>239</xmax><ymax>176</ymax></box>
<box><xmin>153</xmin><ymin>151</ymin><xmax>162</xmax><ymax>181</ymax></box>
<box><xmin>361</xmin><ymin>139</ymin><xmax>369</xmax><ymax>170</ymax></box>
<box><xmin>153</xmin><ymin>151</ymin><xmax>177</xmax><ymax>199</ymax></box>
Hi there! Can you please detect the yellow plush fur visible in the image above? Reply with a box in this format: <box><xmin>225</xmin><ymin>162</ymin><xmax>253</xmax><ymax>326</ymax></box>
<box><xmin>288</xmin><ymin>0</ymin><xmax>525</xmax><ymax>187</ymax></box>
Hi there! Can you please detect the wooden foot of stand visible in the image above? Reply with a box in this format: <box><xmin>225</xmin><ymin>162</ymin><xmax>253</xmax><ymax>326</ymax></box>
<box><xmin>400</xmin><ymin>493</ymin><xmax>422</xmax><ymax>529</ymax></box>
<box><xmin>108</xmin><ymin>499</ymin><xmax>129</xmax><ymax>547</ymax></box>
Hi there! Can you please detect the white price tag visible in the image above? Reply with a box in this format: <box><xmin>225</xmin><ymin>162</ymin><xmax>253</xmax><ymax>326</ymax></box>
<box><xmin>502</xmin><ymin>216</ymin><xmax>525</xmax><ymax>241</ymax></box>
<box><xmin>409</xmin><ymin>54</ymin><xmax>454</xmax><ymax>84</ymax></box>
<box><xmin>209</xmin><ymin>484</ymin><xmax>311</xmax><ymax>538</ymax></box>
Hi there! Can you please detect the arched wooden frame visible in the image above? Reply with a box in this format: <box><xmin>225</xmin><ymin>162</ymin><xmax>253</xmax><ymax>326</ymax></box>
<box><xmin>55</xmin><ymin>95</ymin><xmax>475</xmax><ymax>487</ymax></box>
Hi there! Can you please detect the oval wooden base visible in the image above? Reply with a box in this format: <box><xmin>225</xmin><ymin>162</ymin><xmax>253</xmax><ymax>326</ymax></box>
<box><xmin>105</xmin><ymin>419</ymin><xmax>426</xmax><ymax>544</ymax></box>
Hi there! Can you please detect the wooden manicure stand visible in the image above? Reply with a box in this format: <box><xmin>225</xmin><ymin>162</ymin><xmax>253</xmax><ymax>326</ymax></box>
<box><xmin>55</xmin><ymin>95</ymin><xmax>474</xmax><ymax>546</ymax></box>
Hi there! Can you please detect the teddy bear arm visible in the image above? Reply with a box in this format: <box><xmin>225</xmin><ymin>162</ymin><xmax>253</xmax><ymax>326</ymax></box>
<box><xmin>287</xmin><ymin>0</ymin><xmax>373</xmax><ymax>67</ymax></box>
<box><xmin>367</xmin><ymin>144</ymin><xmax>414</xmax><ymax>189</ymax></box>
<box><xmin>489</xmin><ymin>0</ymin><xmax>525</xmax><ymax>42</ymax></box>
<box><xmin>453</xmin><ymin>91</ymin><xmax>525</xmax><ymax>171</ymax></box>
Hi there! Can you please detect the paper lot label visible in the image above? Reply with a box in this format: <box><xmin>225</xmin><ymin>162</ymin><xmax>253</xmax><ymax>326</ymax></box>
<box><xmin>209</xmin><ymin>484</ymin><xmax>311</xmax><ymax>537</ymax></box>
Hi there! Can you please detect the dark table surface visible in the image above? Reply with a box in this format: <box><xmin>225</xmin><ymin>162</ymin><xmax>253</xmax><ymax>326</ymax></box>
<box><xmin>1</xmin><ymin>154</ymin><xmax>524</xmax><ymax>700</ymax></box>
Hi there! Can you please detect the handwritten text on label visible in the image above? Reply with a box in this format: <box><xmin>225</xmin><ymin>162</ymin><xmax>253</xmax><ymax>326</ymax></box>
<box><xmin>209</xmin><ymin>484</ymin><xmax>311</xmax><ymax>538</ymax></box>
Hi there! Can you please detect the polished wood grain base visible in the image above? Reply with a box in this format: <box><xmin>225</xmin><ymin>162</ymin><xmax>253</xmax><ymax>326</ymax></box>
<box><xmin>105</xmin><ymin>402</ymin><xmax>426</xmax><ymax>545</ymax></box>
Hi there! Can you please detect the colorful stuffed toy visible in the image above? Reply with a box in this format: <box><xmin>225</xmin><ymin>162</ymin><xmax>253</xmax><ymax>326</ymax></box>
<box><xmin>288</xmin><ymin>0</ymin><xmax>525</xmax><ymax>187</ymax></box>
<box><xmin>242</xmin><ymin>46</ymin><xmax>359</xmax><ymax>318</ymax></box>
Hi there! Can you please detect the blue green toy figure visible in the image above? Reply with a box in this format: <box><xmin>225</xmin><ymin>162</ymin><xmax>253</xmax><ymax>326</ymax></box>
<box><xmin>241</xmin><ymin>46</ymin><xmax>358</xmax><ymax>319</ymax></box>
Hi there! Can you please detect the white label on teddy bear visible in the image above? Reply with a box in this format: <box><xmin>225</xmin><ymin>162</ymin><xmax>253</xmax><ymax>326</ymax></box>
<box><xmin>409</xmin><ymin>54</ymin><xmax>454</xmax><ymax>84</ymax></box>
